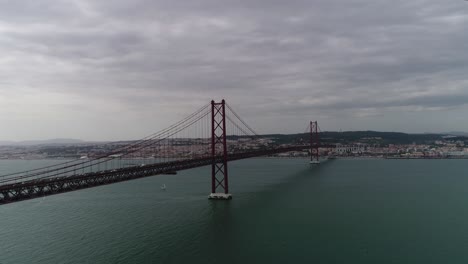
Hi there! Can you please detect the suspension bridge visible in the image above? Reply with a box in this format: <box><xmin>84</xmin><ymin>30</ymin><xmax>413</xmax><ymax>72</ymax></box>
<box><xmin>0</xmin><ymin>100</ymin><xmax>332</xmax><ymax>205</ymax></box>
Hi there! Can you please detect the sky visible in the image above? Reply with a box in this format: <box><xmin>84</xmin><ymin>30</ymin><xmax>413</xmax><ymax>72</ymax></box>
<box><xmin>1</xmin><ymin>0</ymin><xmax>468</xmax><ymax>141</ymax></box>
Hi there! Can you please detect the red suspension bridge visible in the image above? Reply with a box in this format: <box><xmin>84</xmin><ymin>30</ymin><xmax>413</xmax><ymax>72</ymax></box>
<box><xmin>0</xmin><ymin>100</ymin><xmax>332</xmax><ymax>204</ymax></box>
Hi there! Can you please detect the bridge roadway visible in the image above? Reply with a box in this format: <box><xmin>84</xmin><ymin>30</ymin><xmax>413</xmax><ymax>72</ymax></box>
<box><xmin>0</xmin><ymin>145</ymin><xmax>332</xmax><ymax>205</ymax></box>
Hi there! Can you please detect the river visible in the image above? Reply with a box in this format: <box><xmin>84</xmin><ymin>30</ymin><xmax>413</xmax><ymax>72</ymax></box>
<box><xmin>1</xmin><ymin>158</ymin><xmax>468</xmax><ymax>263</ymax></box>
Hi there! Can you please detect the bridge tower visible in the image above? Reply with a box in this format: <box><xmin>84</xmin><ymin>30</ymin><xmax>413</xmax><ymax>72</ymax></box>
<box><xmin>209</xmin><ymin>99</ymin><xmax>232</xmax><ymax>200</ymax></box>
<box><xmin>310</xmin><ymin>121</ymin><xmax>320</xmax><ymax>164</ymax></box>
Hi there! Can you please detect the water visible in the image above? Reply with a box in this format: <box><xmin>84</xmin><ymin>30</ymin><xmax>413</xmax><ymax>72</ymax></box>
<box><xmin>1</xmin><ymin>158</ymin><xmax>468</xmax><ymax>263</ymax></box>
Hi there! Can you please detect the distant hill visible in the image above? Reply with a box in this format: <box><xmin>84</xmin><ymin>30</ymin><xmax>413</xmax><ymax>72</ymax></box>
<box><xmin>0</xmin><ymin>138</ymin><xmax>85</xmax><ymax>146</ymax></box>
<box><xmin>257</xmin><ymin>131</ymin><xmax>467</xmax><ymax>145</ymax></box>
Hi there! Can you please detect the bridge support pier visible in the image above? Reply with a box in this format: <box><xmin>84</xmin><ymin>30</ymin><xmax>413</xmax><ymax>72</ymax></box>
<box><xmin>209</xmin><ymin>99</ymin><xmax>232</xmax><ymax>200</ymax></box>
<box><xmin>209</xmin><ymin>193</ymin><xmax>232</xmax><ymax>200</ymax></box>
<box><xmin>310</xmin><ymin>121</ymin><xmax>320</xmax><ymax>165</ymax></box>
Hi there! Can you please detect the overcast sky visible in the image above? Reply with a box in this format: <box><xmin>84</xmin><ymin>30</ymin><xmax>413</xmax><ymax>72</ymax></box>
<box><xmin>1</xmin><ymin>0</ymin><xmax>467</xmax><ymax>140</ymax></box>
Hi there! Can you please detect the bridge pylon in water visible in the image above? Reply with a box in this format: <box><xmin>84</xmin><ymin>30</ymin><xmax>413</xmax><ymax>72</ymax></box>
<box><xmin>310</xmin><ymin>121</ymin><xmax>320</xmax><ymax>165</ymax></box>
<box><xmin>209</xmin><ymin>99</ymin><xmax>232</xmax><ymax>200</ymax></box>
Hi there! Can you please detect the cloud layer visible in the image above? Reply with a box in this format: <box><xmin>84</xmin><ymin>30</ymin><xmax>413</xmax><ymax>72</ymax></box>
<box><xmin>1</xmin><ymin>0</ymin><xmax>467</xmax><ymax>140</ymax></box>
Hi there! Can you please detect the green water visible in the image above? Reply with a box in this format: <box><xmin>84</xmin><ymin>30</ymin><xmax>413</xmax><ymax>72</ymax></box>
<box><xmin>1</xmin><ymin>158</ymin><xmax>468</xmax><ymax>263</ymax></box>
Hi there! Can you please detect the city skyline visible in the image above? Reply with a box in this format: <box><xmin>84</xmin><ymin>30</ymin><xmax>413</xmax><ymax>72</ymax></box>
<box><xmin>1</xmin><ymin>0</ymin><xmax>468</xmax><ymax>140</ymax></box>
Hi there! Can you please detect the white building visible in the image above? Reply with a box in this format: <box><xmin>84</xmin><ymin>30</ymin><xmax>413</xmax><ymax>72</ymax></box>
<box><xmin>335</xmin><ymin>144</ymin><xmax>368</xmax><ymax>154</ymax></box>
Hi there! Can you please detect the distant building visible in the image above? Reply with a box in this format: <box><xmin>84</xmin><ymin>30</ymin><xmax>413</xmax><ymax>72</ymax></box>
<box><xmin>335</xmin><ymin>144</ymin><xmax>368</xmax><ymax>154</ymax></box>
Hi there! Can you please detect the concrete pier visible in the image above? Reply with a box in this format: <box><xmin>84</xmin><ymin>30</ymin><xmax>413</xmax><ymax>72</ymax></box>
<box><xmin>208</xmin><ymin>193</ymin><xmax>232</xmax><ymax>200</ymax></box>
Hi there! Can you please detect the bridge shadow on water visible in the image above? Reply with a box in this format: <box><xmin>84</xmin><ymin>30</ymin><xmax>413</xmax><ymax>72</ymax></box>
<box><xmin>132</xmin><ymin>158</ymin><xmax>338</xmax><ymax>264</ymax></box>
<box><xmin>190</xmin><ymin>159</ymin><xmax>337</xmax><ymax>264</ymax></box>
<box><xmin>232</xmin><ymin>158</ymin><xmax>335</xmax><ymax>207</ymax></box>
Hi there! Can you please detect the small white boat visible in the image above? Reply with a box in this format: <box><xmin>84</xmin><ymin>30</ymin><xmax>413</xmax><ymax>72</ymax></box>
<box><xmin>161</xmin><ymin>184</ymin><xmax>166</xmax><ymax>190</ymax></box>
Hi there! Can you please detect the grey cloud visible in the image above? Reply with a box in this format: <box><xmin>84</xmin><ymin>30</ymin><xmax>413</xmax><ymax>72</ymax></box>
<box><xmin>0</xmin><ymin>0</ymin><xmax>468</xmax><ymax>140</ymax></box>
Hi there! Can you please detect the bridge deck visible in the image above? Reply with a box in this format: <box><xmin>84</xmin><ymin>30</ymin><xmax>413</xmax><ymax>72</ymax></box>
<box><xmin>0</xmin><ymin>146</ymin><xmax>318</xmax><ymax>205</ymax></box>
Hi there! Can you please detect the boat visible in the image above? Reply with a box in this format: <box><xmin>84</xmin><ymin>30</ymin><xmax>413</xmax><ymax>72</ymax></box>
<box><xmin>161</xmin><ymin>184</ymin><xmax>166</xmax><ymax>190</ymax></box>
